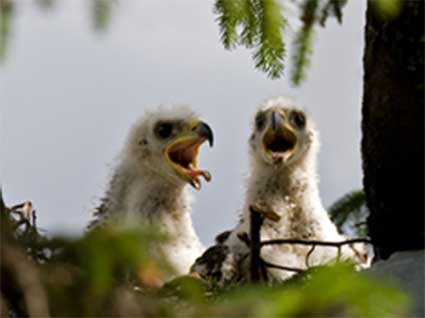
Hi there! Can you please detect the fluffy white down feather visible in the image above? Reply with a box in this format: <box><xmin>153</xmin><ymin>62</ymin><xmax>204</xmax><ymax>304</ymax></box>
<box><xmin>88</xmin><ymin>106</ymin><xmax>211</xmax><ymax>279</ymax></box>
<box><xmin>192</xmin><ymin>97</ymin><xmax>369</xmax><ymax>284</ymax></box>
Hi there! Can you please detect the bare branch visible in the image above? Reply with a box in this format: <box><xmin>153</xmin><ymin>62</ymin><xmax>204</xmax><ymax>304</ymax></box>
<box><xmin>250</xmin><ymin>202</ymin><xmax>281</xmax><ymax>222</ymax></box>
<box><xmin>305</xmin><ymin>244</ymin><xmax>316</xmax><ymax>268</ymax></box>
<box><xmin>249</xmin><ymin>205</ymin><xmax>264</xmax><ymax>283</ymax></box>
<box><xmin>237</xmin><ymin>231</ymin><xmax>251</xmax><ymax>247</ymax></box>
<box><xmin>337</xmin><ymin>246</ymin><xmax>342</xmax><ymax>262</ymax></box>
<box><xmin>10</xmin><ymin>203</ymin><xmax>26</xmax><ymax>211</ymax></box>
<box><xmin>261</xmin><ymin>238</ymin><xmax>371</xmax><ymax>247</ymax></box>
<box><xmin>247</xmin><ymin>204</ymin><xmax>370</xmax><ymax>282</ymax></box>
<box><xmin>261</xmin><ymin>260</ymin><xmax>304</xmax><ymax>273</ymax></box>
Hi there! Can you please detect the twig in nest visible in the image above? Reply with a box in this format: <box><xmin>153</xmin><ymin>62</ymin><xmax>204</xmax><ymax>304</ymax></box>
<box><xmin>348</xmin><ymin>243</ymin><xmax>369</xmax><ymax>263</ymax></box>
<box><xmin>248</xmin><ymin>203</ymin><xmax>371</xmax><ymax>280</ymax></box>
<box><xmin>261</xmin><ymin>238</ymin><xmax>371</xmax><ymax>247</ymax></box>
<box><xmin>249</xmin><ymin>205</ymin><xmax>265</xmax><ymax>283</ymax></box>
<box><xmin>250</xmin><ymin>202</ymin><xmax>281</xmax><ymax>222</ymax></box>
<box><xmin>305</xmin><ymin>244</ymin><xmax>316</xmax><ymax>268</ymax></box>
<box><xmin>6</xmin><ymin>200</ymin><xmax>38</xmax><ymax>234</ymax></box>
<box><xmin>354</xmin><ymin>221</ymin><xmax>367</xmax><ymax>228</ymax></box>
<box><xmin>13</xmin><ymin>219</ymin><xmax>29</xmax><ymax>231</ymax></box>
<box><xmin>32</xmin><ymin>210</ymin><xmax>37</xmax><ymax>228</ymax></box>
<box><xmin>259</xmin><ymin>260</ymin><xmax>269</xmax><ymax>281</ymax></box>
<box><xmin>237</xmin><ymin>232</ymin><xmax>251</xmax><ymax>247</ymax></box>
<box><xmin>261</xmin><ymin>259</ymin><xmax>304</xmax><ymax>273</ymax></box>
<box><xmin>21</xmin><ymin>201</ymin><xmax>33</xmax><ymax>221</ymax></box>
<box><xmin>10</xmin><ymin>202</ymin><xmax>26</xmax><ymax>211</ymax></box>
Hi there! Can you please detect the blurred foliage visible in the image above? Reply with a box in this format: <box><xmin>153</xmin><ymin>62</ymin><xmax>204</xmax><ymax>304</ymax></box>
<box><xmin>42</xmin><ymin>227</ymin><xmax>175</xmax><ymax>316</ymax></box>
<box><xmin>92</xmin><ymin>0</ymin><xmax>115</xmax><ymax>32</ymax></box>
<box><xmin>319</xmin><ymin>0</ymin><xmax>347</xmax><ymax>25</ymax></box>
<box><xmin>214</xmin><ymin>0</ymin><xmax>408</xmax><ymax>83</ymax></box>
<box><xmin>291</xmin><ymin>0</ymin><xmax>318</xmax><ymax>85</ymax></box>
<box><xmin>371</xmin><ymin>0</ymin><xmax>401</xmax><ymax>20</ymax></box>
<box><xmin>329</xmin><ymin>189</ymin><xmax>368</xmax><ymax>237</ymax></box>
<box><xmin>214</xmin><ymin>0</ymin><xmax>286</xmax><ymax>79</ymax></box>
<box><xmin>0</xmin><ymin>0</ymin><xmax>117</xmax><ymax>64</ymax></box>
<box><xmin>0</xmin><ymin>0</ymin><xmax>13</xmax><ymax>63</ymax></box>
<box><xmin>1</xmin><ymin>194</ymin><xmax>410</xmax><ymax>317</ymax></box>
<box><xmin>36</xmin><ymin>0</ymin><xmax>56</xmax><ymax>11</ymax></box>
<box><xmin>206</xmin><ymin>264</ymin><xmax>409</xmax><ymax>318</ymax></box>
<box><xmin>0</xmin><ymin>0</ymin><xmax>405</xmax><ymax>83</ymax></box>
<box><xmin>214</xmin><ymin>0</ymin><xmax>349</xmax><ymax>82</ymax></box>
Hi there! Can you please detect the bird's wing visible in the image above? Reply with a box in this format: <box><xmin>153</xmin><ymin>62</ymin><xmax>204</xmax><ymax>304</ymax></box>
<box><xmin>214</xmin><ymin>230</ymin><xmax>232</xmax><ymax>244</ymax></box>
<box><xmin>190</xmin><ymin>230</ymin><xmax>248</xmax><ymax>286</ymax></box>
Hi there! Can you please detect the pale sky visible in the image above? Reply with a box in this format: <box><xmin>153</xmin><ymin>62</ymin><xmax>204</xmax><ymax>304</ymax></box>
<box><xmin>0</xmin><ymin>0</ymin><xmax>366</xmax><ymax>244</ymax></box>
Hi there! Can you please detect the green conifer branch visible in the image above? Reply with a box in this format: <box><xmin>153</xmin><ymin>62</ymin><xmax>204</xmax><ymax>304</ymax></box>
<box><xmin>291</xmin><ymin>0</ymin><xmax>318</xmax><ymax>85</ymax></box>
<box><xmin>291</xmin><ymin>25</ymin><xmax>314</xmax><ymax>85</ymax></box>
<box><xmin>214</xmin><ymin>0</ymin><xmax>243</xmax><ymax>49</ymax></box>
<box><xmin>253</xmin><ymin>0</ymin><xmax>286</xmax><ymax>78</ymax></box>
<box><xmin>214</xmin><ymin>0</ymin><xmax>349</xmax><ymax>83</ymax></box>
<box><xmin>239</xmin><ymin>0</ymin><xmax>260</xmax><ymax>48</ymax></box>
<box><xmin>329</xmin><ymin>190</ymin><xmax>367</xmax><ymax>229</ymax></box>
<box><xmin>0</xmin><ymin>0</ymin><xmax>13</xmax><ymax>63</ymax></box>
<box><xmin>320</xmin><ymin>0</ymin><xmax>347</xmax><ymax>26</ymax></box>
<box><xmin>92</xmin><ymin>0</ymin><xmax>113</xmax><ymax>33</ymax></box>
<box><xmin>330</xmin><ymin>0</ymin><xmax>347</xmax><ymax>23</ymax></box>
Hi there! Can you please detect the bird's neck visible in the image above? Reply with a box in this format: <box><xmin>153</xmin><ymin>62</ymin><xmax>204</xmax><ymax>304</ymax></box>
<box><xmin>108</xmin><ymin>159</ymin><xmax>191</xmax><ymax>226</ymax></box>
<box><xmin>105</xmin><ymin>159</ymin><xmax>203</xmax><ymax>276</ymax></box>
<box><xmin>243</xmin><ymin>154</ymin><xmax>325</xmax><ymax>230</ymax></box>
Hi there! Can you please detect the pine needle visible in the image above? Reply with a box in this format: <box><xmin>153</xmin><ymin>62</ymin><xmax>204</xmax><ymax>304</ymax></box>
<box><xmin>329</xmin><ymin>190</ymin><xmax>367</xmax><ymax>229</ymax></box>
<box><xmin>253</xmin><ymin>0</ymin><xmax>286</xmax><ymax>79</ymax></box>
<box><xmin>214</xmin><ymin>0</ymin><xmax>243</xmax><ymax>49</ymax></box>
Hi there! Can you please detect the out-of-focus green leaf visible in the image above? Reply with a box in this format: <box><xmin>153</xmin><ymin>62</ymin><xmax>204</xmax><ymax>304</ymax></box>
<box><xmin>42</xmin><ymin>224</ymin><xmax>174</xmax><ymax>315</ymax></box>
<box><xmin>0</xmin><ymin>0</ymin><xmax>13</xmax><ymax>63</ymax></box>
<box><xmin>2</xmin><ymin>199</ymin><xmax>411</xmax><ymax>317</ymax></box>
<box><xmin>197</xmin><ymin>263</ymin><xmax>409</xmax><ymax>318</ymax></box>
<box><xmin>92</xmin><ymin>0</ymin><xmax>114</xmax><ymax>32</ymax></box>
<box><xmin>372</xmin><ymin>0</ymin><xmax>402</xmax><ymax>20</ymax></box>
<box><xmin>161</xmin><ymin>275</ymin><xmax>207</xmax><ymax>303</ymax></box>
<box><xmin>36</xmin><ymin>0</ymin><xmax>56</xmax><ymax>11</ymax></box>
<box><xmin>329</xmin><ymin>190</ymin><xmax>368</xmax><ymax>236</ymax></box>
<box><xmin>291</xmin><ymin>24</ymin><xmax>314</xmax><ymax>85</ymax></box>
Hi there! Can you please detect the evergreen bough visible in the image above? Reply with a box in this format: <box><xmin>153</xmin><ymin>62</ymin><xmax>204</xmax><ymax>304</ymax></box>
<box><xmin>214</xmin><ymin>0</ymin><xmax>349</xmax><ymax>83</ymax></box>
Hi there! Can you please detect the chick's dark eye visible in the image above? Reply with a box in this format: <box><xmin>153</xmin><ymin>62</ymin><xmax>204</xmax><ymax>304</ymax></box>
<box><xmin>255</xmin><ymin>112</ymin><xmax>266</xmax><ymax>131</ymax></box>
<box><xmin>291</xmin><ymin>111</ymin><xmax>306</xmax><ymax>129</ymax></box>
<box><xmin>155</xmin><ymin>122</ymin><xmax>173</xmax><ymax>139</ymax></box>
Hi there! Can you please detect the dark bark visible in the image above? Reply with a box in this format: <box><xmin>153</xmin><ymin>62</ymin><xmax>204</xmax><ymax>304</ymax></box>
<box><xmin>362</xmin><ymin>1</ymin><xmax>424</xmax><ymax>260</ymax></box>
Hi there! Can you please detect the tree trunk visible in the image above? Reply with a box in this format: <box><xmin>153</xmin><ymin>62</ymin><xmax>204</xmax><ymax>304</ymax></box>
<box><xmin>362</xmin><ymin>1</ymin><xmax>424</xmax><ymax>260</ymax></box>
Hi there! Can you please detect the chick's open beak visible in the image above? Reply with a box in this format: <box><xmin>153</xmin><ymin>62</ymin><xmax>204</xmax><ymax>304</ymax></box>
<box><xmin>197</xmin><ymin>122</ymin><xmax>214</xmax><ymax>147</ymax></box>
<box><xmin>271</xmin><ymin>110</ymin><xmax>282</xmax><ymax>131</ymax></box>
<box><xmin>165</xmin><ymin>121</ymin><xmax>214</xmax><ymax>190</ymax></box>
<box><xmin>262</xmin><ymin>111</ymin><xmax>297</xmax><ymax>163</ymax></box>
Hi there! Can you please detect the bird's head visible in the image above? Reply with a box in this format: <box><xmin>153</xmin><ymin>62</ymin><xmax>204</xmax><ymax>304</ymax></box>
<box><xmin>249</xmin><ymin>98</ymin><xmax>317</xmax><ymax>168</ymax></box>
<box><xmin>125</xmin><ymin>106</ymin><xmax>214</xmax><ymax>190</ymax></box>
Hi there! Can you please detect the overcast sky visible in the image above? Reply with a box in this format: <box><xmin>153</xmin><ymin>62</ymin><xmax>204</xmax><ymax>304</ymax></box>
<box><xmin>0</xmin><ymin>0</ymin><xmax>366</xmax><ymax>244</ymax></box>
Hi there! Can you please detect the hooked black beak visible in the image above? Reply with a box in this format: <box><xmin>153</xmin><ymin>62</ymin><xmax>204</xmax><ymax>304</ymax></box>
<box><xmin>271</xmin><ymin>111</ymin><xmax>283</xmax><ymax>131</ymax></box>
<box><xmin>197</xmin><ymin>122</ymin><xmax>214</xmax><ymax>147</ymax></box>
